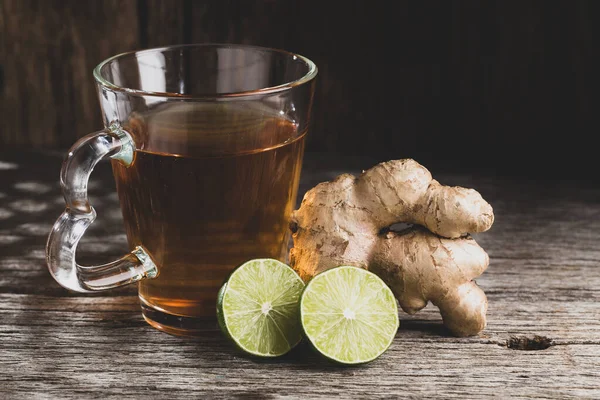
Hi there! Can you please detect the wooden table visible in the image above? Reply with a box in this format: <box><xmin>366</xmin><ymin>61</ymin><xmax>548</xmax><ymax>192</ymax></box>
<box><xmin>1</xmin><ymin>151</ymin><xmax>598</xmax><ymax>398</ymax></box>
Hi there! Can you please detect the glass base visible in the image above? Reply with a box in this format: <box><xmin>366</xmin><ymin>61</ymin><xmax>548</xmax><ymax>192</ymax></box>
<box><xmin>140</xmin><ymin>301</ymin><xmax>217</xmax><ymax>337</ymax></box>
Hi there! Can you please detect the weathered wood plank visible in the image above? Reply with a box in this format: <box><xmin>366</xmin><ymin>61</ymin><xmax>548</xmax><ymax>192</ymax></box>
<box><xmin>2</xmin><ymin>1</ymin><xmax>598</xmax><ymax>179</ymax></box>
<box><xmin>0</xmin><ymin>151</ymin><xmax>599</xmax><ymax>398</ymax></box>
<box><xmin>1</xmin><ymin>292</ymin><xmax>599</xmax><ymax>399</ymax></box>
<box><xmin>0</xmin><ymin>0</ymin><xmax>139</xmax><ymax>148</ymax></box>
<box><xmin>185</xmin><ymin>0</ymin><xmax>293</xmax><ymax>50</ymax></box>
<box><xmin>141</xmin><ymin>0</ymin><xmax>186</xmax><ymax>48</ymax></box>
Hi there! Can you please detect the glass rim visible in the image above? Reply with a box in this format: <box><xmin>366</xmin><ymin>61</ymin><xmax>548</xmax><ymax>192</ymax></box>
<box><xmin>93</xmin><ymin>43</ymin><xmax>318</xmax><ymax>99</ymax></box>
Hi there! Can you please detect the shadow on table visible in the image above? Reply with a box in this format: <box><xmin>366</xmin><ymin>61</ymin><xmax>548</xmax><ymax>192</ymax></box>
<box><xmin>0</xmin><ymin>150</ymin><xmax>139</xmax><ymax>297</ymax></box>
<box><xmin>180</xmin><ymin>317</ymin><xmax>451</xmax><ymax>371</ymax></box>
<box><xmin>398</xmin><ymin>318</ymin><xmax>450</xmax><ymax>337</ymax></box>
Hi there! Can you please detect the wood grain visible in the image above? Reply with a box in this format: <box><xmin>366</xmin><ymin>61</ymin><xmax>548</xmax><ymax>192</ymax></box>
<box><xmin>141</xmin><ymin>0</ymin><xmax>186</xmax><ymax>48</ymax></box>
<box><xmin>0</xmin><ymin>151</ymin><xmax>599</xmax><ymax>398</ymax></box>
<box><xmin>1</xmin><ymin>1</ymin><xmax>599</xmax><ymax>179</ymax></box>
<box><xmin>0</xmin><ymin>0</ymin><xmax>139</xmax><ymax>149</ymax></box>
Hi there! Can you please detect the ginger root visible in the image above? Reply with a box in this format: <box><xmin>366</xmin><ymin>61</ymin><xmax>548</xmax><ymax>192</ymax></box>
<box><xmin>289</xmin><ymin>159</ymin><xmax>494</xmax><ymax>337</ymax></box>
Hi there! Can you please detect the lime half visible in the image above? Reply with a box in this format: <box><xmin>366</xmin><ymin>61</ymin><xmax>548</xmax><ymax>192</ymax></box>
<box><xmin>300</xmin><ymin>266</ymin><xmax>399</xmax><ymax>364</ymax></box>
<box><xmin>217</xmin><ymin>258</ymin><xmax>305</xmax><ymax>357</ymax></box>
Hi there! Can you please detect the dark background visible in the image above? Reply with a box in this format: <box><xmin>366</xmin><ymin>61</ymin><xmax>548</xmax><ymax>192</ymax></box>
<box><xmin>1</xmin><ymin>0</ymin><xmax>598</xmax><ymax>180</ymax></box>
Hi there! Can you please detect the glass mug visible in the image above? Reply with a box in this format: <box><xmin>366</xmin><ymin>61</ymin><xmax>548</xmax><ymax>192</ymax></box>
<box><xmin>46</xmin><ymin>44</ymin><xmax>317</xmax><ymax>335</ymax></box>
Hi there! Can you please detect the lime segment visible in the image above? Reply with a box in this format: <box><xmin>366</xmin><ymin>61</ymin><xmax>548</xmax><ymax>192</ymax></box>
<box><xmin>300</xmin><ymin>266</ymin><xmax>399</xmax><ymax>364</ymax></box>
<box><xmin>217</xmin><ymin>258</ymin><xmax>305</xmax><ymax>357</ymax></box>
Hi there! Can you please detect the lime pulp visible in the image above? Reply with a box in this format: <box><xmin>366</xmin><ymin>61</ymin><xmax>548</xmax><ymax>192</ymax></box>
<box><xmin>217</xmin><ymin>258</ymin><xmax>305</xmax><ymax>357</ymax></box>
<box><xmin>300</xmin><ymin>266</ymin><xmax>399</xmax><ymax>364</ymax></box>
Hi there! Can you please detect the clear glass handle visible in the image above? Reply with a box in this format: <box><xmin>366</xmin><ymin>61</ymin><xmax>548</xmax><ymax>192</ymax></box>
<box><xmin>46</xmin><ymin>124</ymin><xmax>158</xmax><ymax>292</ymax></box>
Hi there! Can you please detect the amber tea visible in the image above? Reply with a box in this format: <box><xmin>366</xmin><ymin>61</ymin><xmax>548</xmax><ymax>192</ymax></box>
<box><xmin>111</xmin><ymin>103</ymin><xmax>305</xmax><ymax>332</ymax></box>
<box><xmin>46</xmin><ymin>44</ymin><xmax>316</xmax><ymax>336</ymax></box>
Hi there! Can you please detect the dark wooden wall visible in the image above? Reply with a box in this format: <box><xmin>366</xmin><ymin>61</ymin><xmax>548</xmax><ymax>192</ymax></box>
<box><xmin>1</xmin><ymin>1</ymin><xmax>598</xmax><ymax>179</ymax></box>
